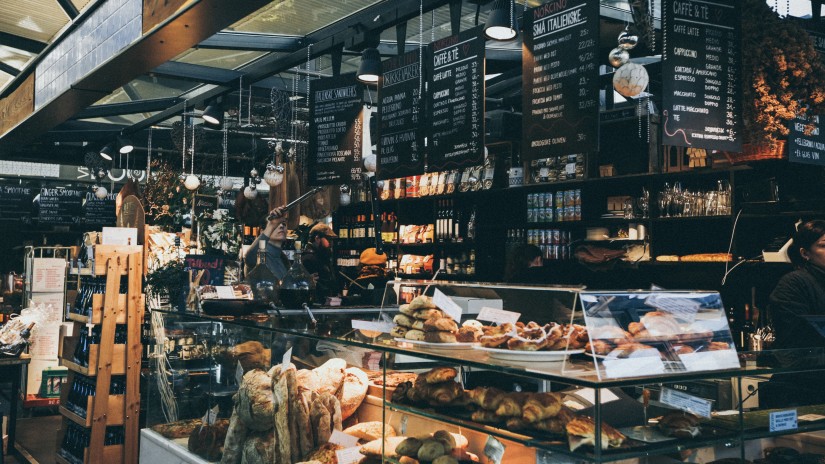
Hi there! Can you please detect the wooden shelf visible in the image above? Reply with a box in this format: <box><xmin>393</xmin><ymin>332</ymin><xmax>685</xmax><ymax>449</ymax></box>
<box><xmin>60</xmin><ymin>339</ymin><xmax>127</xmax><ymax>376</ymax></box>
<box><xmin>66</xmin><ymin>294</ymin><xmax>140</xmax><ymax>325</ymax></box>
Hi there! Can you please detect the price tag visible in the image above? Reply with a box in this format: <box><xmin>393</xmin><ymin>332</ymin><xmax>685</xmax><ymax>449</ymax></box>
<box><xmin>335</xmin><ymin>447</ymin><xmax>363</xmax><ymax>464</ymax></box>
<box><xmin>399</xmin><ymin>415</ymin><xmax>408</xmax><ymax>434</ymax></box>
<box><xmin>477</xmin><ymin>307</ymin><xmax>520</xmax><ymax>325</ymax></box>
<box><xmin>215</xmin><ymin>286</ymin><xmax>236</xmax><ymax>299</ymax></box>
<box><xmin>483</xmin><ymin>435</ymin><xmax>505</xmax><ymax>464</ymax></box>
<box><xmin>433</xmin><ymin>289</ymin><xmax>463</xmax><ymax>321</ymax></box>
<box><xmin>769</xmin><ymin>410</ymin><xmax>798</xmax><ymax>432</ymax></box>
<box><xmin>659</xmin><ymin>387</ymin><xmax>712</xmax><ymax>418</ymax></box>
<box><xmin>281</xmin><ymin>347</ymin><xmax>293</xmax><ymax>374</ymax></box>
<box><xmin>235</xmin><ymin>361</ymin><xmax>244</xmax><ymax>385</ymax></box>
<box><xmin>565</xmin><ymin>162</ymin><xmax>576</xmax><ymax>175</ymax></box>
<box><xmin>351</xmin><ymin>320</ymin><xmax>395</xmax><ymax>334</ymax></box>
<box><xmin>201</xmin><ymin>405</ymin><xmax>219</xmax><ymax>425</ymax></box>
<box><xmin>329</xmin><ymin>430</ymin><xmax>360</xmax><ymax>448</ymax></box>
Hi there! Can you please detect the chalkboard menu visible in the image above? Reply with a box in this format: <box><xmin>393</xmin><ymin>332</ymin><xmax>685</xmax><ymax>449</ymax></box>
<box><xmin>427</xmin><ymin>26</ymin><xmax>485</xmax><ymax>172</ymax></box>
<box><xmin>38</xmin><ymin>188</ymin><xmax>84</xmax><ymax>224</ymax></box>
<box><xmin>0</xmin><ymin>185</ymin><xmax>35</xmax><ymax>223</ymax></box>
<box><xmin>194</xmin><ymin>194</ymin><xmax>218</xmax><ymax>216</ymax></box>
<box><xmin>522</xmin><ymin>1</ymin><xmax>600</xmax><ymax>161</ymax></box>
<box><xmin>308</xmin><ymin>73</ymin><xmax>364</xmax><ymax>185</ymax></box>
<box><xmin>83</xmin><ymin>191</ymin><xmax>116</xmax><ymax>225</ymax></box>
<box><xmin>788</xmin><ymin>114</ymin><xmax>825</xmax><ymax>165</ymax></box>
<box><xmin>377</xmin><ymin>49</ymin><xmax>425</xmax><ymax>180</ymax></box>
<box><xmin>662</xmin><ymin>0</ymin><xmax>741</xmax><ymax>151</ymax></box>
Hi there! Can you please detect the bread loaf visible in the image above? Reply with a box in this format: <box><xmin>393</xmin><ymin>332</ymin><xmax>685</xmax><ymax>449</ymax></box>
<box><xmin>272</xmin><ymin>370</ymin><xmax>291</xmax><ymax>464</ymax></box>
<box><xmin>341</xmin><ymin>367</ymin><xmax>369</xmax><ymax>420</ymax></box>
<box><xmin>313</xmin><ymin>358</ymin><xmax>347</xmax><ymax>399</ymax></box>
<box><xmin>236</xmin><ymin>369</ymin><xmax>275</xmax><ymax>431</ymax></box>
<box><xmin>221</xmin><ymin>406</ymin><xmax>248</xmax><ymax>464</ymax></box>
<box><xmin>240</xmin><ymin>430</ymin><xmax>275</xmax><ymax>464</ymax></box>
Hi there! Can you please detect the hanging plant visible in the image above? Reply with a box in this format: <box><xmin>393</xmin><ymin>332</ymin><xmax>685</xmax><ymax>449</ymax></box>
<box><xmin>140</xmin><ymin>159</ymin><xmax>190</xmax><ymax>232</ymax></box>
<box><xmin>741</xmin><ymin>0</ymin><xmax>825</xmax><ymax>146</ymax></box>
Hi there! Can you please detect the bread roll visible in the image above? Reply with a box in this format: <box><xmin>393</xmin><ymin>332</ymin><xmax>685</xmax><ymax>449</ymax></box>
<box><xmin>359</xmin><ymin>436</ymin><xmax>407</xmax><ymax>457</ymax></box>
<box><xmin>341</xmin><ymin>367</ymin><xmax>369</xmax><ymax>420</ymax></box>
<box><xmin>390</xmin><ymin>326</ymin><xmax>408</xmax><ymax>338</ymax></box>
<box><xmin>423</xmin><ymin>318</ymin><xmax>459</xmax><ymax>333</ymax></box>
<box><xmin>432</xmin><ymin>431</ymin><xmax>455</xmax><ymax>451</ymax></box>
<box><xmin>417</xmin><ymin>439</ymin><xmax>446</xmax><ymax>461</ymax></box>
<box><xmin>424</xmin><ymin>331</ymin><xmax>458</xmax><ymax>343</ymax></box>
<box><xmin>393</xmin><ymin>314</ymin><xmax>416</xmax><ymax>328</ymax></box>
<box><xmin>413</xmin><ymin>308</ymin><xmax>444</xmax><ymax>320</ymax></box>
<box><xmin>395</xmin><ymin>437</ymin><xmax>423</xmax><ymax>457</ymax></box>
<box><xmin>404</xmin><ymin>329</ymin><xmax>425</xmax><ymax>341</ymax></box>
<box><xmin>399</xmin><ymin>304</ymin><xmax>415</xmax><ymax>316</ymax></box>
<box><xmin>408</xmin><ymin>295</ymin><xmax>436</xmax><ymax>310</ymax></box>
<box><xmin>432</xmin><ymin>456</ymin><xmax>458</xmax><ymax>464</ymax></box>
<box><xmin>411</xmin><ymin>319</ymin><xmax>426</xmax><ymax>331</ymax></box>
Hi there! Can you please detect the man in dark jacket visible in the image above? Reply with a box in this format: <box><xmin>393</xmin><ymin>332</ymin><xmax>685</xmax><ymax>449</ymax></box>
<box><xmin>302</xmin><ymin>222</ymin><xmax>338</xmax><ymax>301</ymax></box>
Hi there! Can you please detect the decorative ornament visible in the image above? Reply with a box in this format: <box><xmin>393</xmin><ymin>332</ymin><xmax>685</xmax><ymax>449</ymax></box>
<box><xmin>184</xmin><ymin>174</ymin><xmax>201</xmax><ymax>191</ymax></box>
<box><xmin>363</xmin><ymin>153</ymin><xmax>377</xmax><ymax>173</ymax></box>
<box><xmin>243</xmin><ymin>185</ymin><xmax>258</xmax><ymax>199</ymax></box>
<box><xmin>609</xmin><ymin>47</ymin><xmax>630</xmax><ymax>68</ymax></box>
<box><xmin>618</xmin><ymin>29</ymin><xmax>639</xmax><ymax>50</ymax></box>
<box><xmin>96</xmin><ymin>168</ymin><xmax>107</xmax><ymax>181</ymax></box>
<box><xmin>377</xmin><ymin>180</ymin><xmax>385</xmax><ymax>189</ymax></box>
<box><xmin>612</xmin><ymin>62</ymin><xmax>649</xmax><ymax>98</ymax></box>
<box><xmin>220</xmin><ymin>177</ymin><xmax>235</xmax><ymax>191</ymax></box>
<box><xmin>339</xmin><ymin>184</ymin><xmax>351</xmax><ymax>206</ymax></box>
<box><xmin>93</xmin><ymin>185</ymin><xmax>108</xmax><ymax>199</ymax></box>
<box><xmin>250</xmin><ymin>168</ymin><xmax>259</xmax><ymax>178</ymax></box>
<box><xmin>263</xmin><ymin>162</ymin><xmax>285</xmax><ymax>187</ymax></box>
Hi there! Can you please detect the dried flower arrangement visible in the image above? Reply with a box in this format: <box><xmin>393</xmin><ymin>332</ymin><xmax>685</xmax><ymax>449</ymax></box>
<box><xmin>742</xmin><ymin>0</ymin><xmax>825</xmax><ymax>147</ymax></box>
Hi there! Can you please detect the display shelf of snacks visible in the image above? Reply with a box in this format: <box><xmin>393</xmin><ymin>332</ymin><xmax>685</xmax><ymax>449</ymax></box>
<box><xmin>144</xmin><ymin>282</ymin><xmax>825</xmax><ymax>464</ymax></box>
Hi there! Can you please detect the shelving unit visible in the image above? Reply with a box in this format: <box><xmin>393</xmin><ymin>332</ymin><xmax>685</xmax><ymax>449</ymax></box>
<box><xmin>57</xmin><ymin>245</ymin><xmax>143</xmax><ymax>464</ymax></box>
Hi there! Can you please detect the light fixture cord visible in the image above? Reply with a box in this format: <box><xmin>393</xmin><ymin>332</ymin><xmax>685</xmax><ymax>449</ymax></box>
<box><xmin>191</xmin><ymin>112</ymin><xmax>196</xmax><ymax>175</ymax></box>
<box><xmin>510</xmin><ymin>0</ymin><xmax>513</xmax><ymax>32</ymax></box>
<box><xmin>147</xmin><ymin>127</ymin><xmax>152</xmax><ymax>178</ymax></box>
<box><xmin>431</xmin><ymin>9</ymin><xmax>435</xmax><ymax>42</ymax></box>
<box><xmin>247</xmin><ymin>84</ymin><xmax>252</xmax><ymax>126</ymax></box>
<box><xmin>239</xmin><ymin>76</ymin><xmax>243</xmax><ymax>126</ymax></box>
<box><xmin>419</xmin><ymin>0</ymin><xmax>423</xmax><ymax>98</ymax></box>
<box><xmin>306</xmin><ymin>43</ymin><xmax>312</xmax><ymax>112</ymax></box>
<box><xmin>292</xmin><ymin>72</ymin><xmax>298</xmax><ymax>143</ymax></box>
<box><xmin>223</xmin><ymin>124</ymin><xmax>228</xmax><ymax>178</ymax></box>
<box><xmin>181</xmin><ymin>100</ymin><xmax>187</xmax><ymax>173</ymax></box>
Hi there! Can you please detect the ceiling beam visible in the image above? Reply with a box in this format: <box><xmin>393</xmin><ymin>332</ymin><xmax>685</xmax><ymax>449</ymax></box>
<box><xmin>197</xmin><ymin>32</ymin><xmax>302</xmax><ymax>52</ymax></box>
<box><xmin>73</xmin><ymin>97</ymin><xmax>181</xmax><ymax>119</ymax></box>
<box><xmin>0</xmin><ymin>62</ymin><xmax>20</xmax><ymax>77</ymax></box>
<box><xmin>151</xmin><ymin>61</ymin><xmax>243</xmax><ymax>85</ymax></box>
<box><xmin>0</xmin><ymin>31</ymin><xmax>47</xmax><ymax>54</ymax></box>
<box><xmin>56</xmin><ymin>0</ymin><xmax>79</xmax><ymax>19</ymax></box>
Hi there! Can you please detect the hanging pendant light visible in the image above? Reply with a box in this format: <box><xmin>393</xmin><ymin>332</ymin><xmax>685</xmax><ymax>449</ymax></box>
<box><xmin>484</xmin><ymin>0</ymin><xmax>518</xmax><ymax>41</ymax></box>
<box><xmin>99</xmin><ymin>143</ymin><xmax>115</xmax><ymax>161</ymax></box>
<box><xmin>357</xmin><ymin>48</ymin><xmax>382</xmax><ymax>84</ymax></box>
<box><xmin>202</xmin><ymin>101</ymin><xmax>223</xmax><ymax>127</ymax></box>
<box><xmin>117</xmin><ymin>134</ymin><xmax>133</xmax><ymax>154</ymax></box>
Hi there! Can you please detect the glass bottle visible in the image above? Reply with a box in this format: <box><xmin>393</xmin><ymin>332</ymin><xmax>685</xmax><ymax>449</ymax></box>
<box><xmin>245</xmin><ymin>239</ymin><xmax>280</xmax><ymax>305</ymax></box>
<box><xmin>279</xmin><ymin>248</ymin><xmax>316</xmax><ymax>308</ymax></box>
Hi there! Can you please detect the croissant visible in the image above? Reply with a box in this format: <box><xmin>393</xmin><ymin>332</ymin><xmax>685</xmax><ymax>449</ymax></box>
<box><xmin>422</xmin><ymin>366</ymin><xmax>458</xmax><ymax>384</ymax></box>
<box><xmin>494</xmin><ymin>392</ymin><xmax>529</xmax><ymax>417</ymax></box>
<box><xmin>505</xmin><ymin>417</ymin><xmax>529</xmax><ymax>430</ymax></box>
<box><xmin>470</xmin><ymin>409</ymin><xmax>500</xmax><ymax>423</ymax></box>
<box><xmin>427</xmin><ymin>381</ymin><xmax>463</xmax><ymax>405</ymax></box>
<box><xmin>532</xmin><ymin>407</ymin><xmax>575</xmax><ymax>433</ymax></box>
<box><xmin>522</xmin><ymin>393</ymin><xmax>562</xmax><ymax>423</ymax></box>
<box><xmin>466</xmin><ymin>387</ymin><xmax>506</xmax><ymax>410</ymax></box>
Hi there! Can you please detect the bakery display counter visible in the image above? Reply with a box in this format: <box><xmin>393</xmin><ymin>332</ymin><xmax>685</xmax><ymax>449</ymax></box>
<box><xmin>143</xmin><ymin>282</ymin><xmax>825</xmax><ymax>463</ymax></box>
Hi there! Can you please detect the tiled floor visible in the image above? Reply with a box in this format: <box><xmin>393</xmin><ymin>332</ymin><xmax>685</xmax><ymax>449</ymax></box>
<box><xmin>4</xmin><ymin>415</ymin><xmax>61</xmax><ymax>464</ymax></box>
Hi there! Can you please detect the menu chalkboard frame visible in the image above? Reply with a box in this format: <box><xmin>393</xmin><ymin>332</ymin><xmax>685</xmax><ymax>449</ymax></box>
<box><xmin>377</xmin><ymin>48</ymin><xmax>426</xmax><ymax>180</ymax></box>
<box><xmin>426</xmin><ymin>25</ymin><xmax>486</xmax><ymax>173</ymax></box>
<box><xmin>661</xmin><ymin>0</ymin><xmax>742</xmax><ymax>152</ymax></box>
<box><xmin>83</xmin><ymin>190</ymin><xmax>117</xmax><ymax>226</ymax></box>
<box><xmin>521</xmin><ymin>0</ymin><xmax>601</xmax><ymax>162</ymax></box>
<box><xmin>0</xmin><ymin>184</ymin><xmax>36</xmax><ymax>224</ymax></box>
<box><xmin>308</xmin><ymin>72</ymin><xmax>365</xmax><ymax>186</ymax></box>
<box><xmin>37</xmin><ymin>187</ymin><xmax>85</xmax><ymax>225</ymax></box>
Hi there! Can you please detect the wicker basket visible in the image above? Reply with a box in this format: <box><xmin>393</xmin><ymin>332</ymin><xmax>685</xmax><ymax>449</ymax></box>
<box><xmin>724</xmin><ymin>139</ymin><xmax>786</xmax><ymax>164</ymax></box>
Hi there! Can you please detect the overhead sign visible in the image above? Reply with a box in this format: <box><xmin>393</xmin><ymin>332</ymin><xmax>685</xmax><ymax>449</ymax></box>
<box><xmin>308</xmin><ymin>73</ymin><xmax>364</xmax><ymax>185</ymax></box>
<box><xmin>522</xmin><ymin>1</ymin><xmax>600</xmax><ymax>161</ymax></box>
<box><xmin>662</xmin><ymin>0</ymin><xmax>741</xmax><ymax>151</ymax></box>
<box><xmin>427</xmin><ymin>26</ymin><xmax>485</xmax><ymax>172</ymax></box>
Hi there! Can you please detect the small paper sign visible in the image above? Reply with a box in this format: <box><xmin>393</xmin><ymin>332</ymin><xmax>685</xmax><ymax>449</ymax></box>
<box><xmin>399</xmin><ymin>415</ymin><xmax>408</xmax><ymax>434</ymax></box>
<box><xmin>329</xmin><ymin>430</ymin><xmax>360</xmax><ymax>448</ymax></box>
<box><xmin>769</xmin><ymin>410</ymin><xmax>798</xmax><ymax>432</ymax></box>
<box><xmin>433</xmin><ymin>289</ymin><xmax>463</xmax><ymax>321</ymax></box>
<box><xmin>351</xmin><ymin>320</ymin><xmax>395</xmax><ymax>334</ymax></box>
<box><xmin>335</xmin><ymin>447</ymin><xmax>363</xmax><ymax>464</ymax></box>
<box><xmin>603</xmin><ymin>356</ymin><xmax>666</xmax><ymax>379</ymax></box>
<box><xmin>281</xmin><ymin>347</ymin><xmax>293</xmax><ymax>374</ymax></box>
<box><xmin>659</xmin><ymin>387</ymin><xmax>712</xmax><ymax>418</ymax></box>
<box><xmin>483</xmin><ymin>435</ymin><xmax>505</xmax><ymax>464</ymax></box>
<box><xmin>235</xmin><ymin>361</ymin><xmax>244</xmax><ymax>385</ymax></box>
<box><xmin>215</xmin><ymin>286</ymin><xmax>236</xmax><ymax>299</ymax></box>
<box><xmin>477</xmin><ymin>307</ymin><xmax>520</xmax><ymax>325</ymax></box>
<box><xmin>201</xmin><ymin>405</ymin><xmax>219</xmax><ymax>425</ymax></box>
<box><xmin>644</xmin><ymin>294</ymin><xmax>701</xmax><ymax>323</ymax></box>
<box><xmin>678</xmin><ymin>350</ymin><xmax>740</xmax><ymax>372</ymax></box>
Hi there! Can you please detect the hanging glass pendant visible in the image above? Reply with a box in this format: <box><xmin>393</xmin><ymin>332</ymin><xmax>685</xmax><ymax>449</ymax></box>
<box><xmin>219</xmin><ymin>177</ymin><xmax>235</xmax><ymax>191</ymax></box>
<box><xmin>184</xmin><ymin>174</ymin><xmax>201</xmax><ymax>191</ymax></box>
<box><xmin>263</xmin><ymin>163</ymin><xmax>285</xmax><ymax>187</ymax></box>
<box><xmin>243</xmin><ymin>184</ymin><xmax>258</xmax><ymax>199</ymax></box>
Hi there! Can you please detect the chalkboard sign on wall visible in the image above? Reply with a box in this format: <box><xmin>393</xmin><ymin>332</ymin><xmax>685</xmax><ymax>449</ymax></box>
<box><xmin>377</xmin><ymin>49</ymin><xmax>425</xmax><ymax>180</ymax></box>
<box><xmin>38</xmin><ymin>188</ymin><xmax>85</xmax><ymax>224</ymax></box>
<box><xmin>0</xmin><ymin>185</ymin><xmax>35</xmax><ymax>223</ymax></box>
<box><xmin>427</xmin><ymin>26</ymin><xmax>485</xmax><ymax>172</ymax></box>
<box><xmin>522</xmin><ymin>1</ymin><xmax>600</xmax><ymax>161</ymax></box>
<box><xmin>308</xmin><ymin>73</ymin><xmax>364</xmax><ymax>185</ymax></box>
<box><xmin>83</xmin><ymin>191</ymin><xmax>117</xmax><ymax>225</ymax></box>
<box><xmin>662</xmin><ymin>0</ymin><xmax>741</xmax><ymax>152</ymax></box>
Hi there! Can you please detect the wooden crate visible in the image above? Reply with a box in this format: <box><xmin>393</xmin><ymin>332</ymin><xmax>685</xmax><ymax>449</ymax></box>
<box><xmin>61</xmin><ymin>334</ymin><xmax>127</xmax><ymax>376</ymax></box>
<box><xmin>66</xmin><ymin>294</ymin><xmax>140</xmax><ymax>325</ymax></box>
<box><xmin>55</xmin><ymin>418</ymin><xmax>123</xmax><ymax>464</ymax></box>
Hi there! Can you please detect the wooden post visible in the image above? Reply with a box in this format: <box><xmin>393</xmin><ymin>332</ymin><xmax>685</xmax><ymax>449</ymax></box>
<box><xmin>124</xmin><ymin>252</ymin><xmax>143</xmax><ymax>464</ymax></box>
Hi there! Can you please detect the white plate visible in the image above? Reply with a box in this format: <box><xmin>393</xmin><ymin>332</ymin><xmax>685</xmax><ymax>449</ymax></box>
<box><xmin>473</xmin><ymin>346</ymin><xmax>584</xmax><ymax>361</ymax></box>
<box><xmin>394</xmin><ymin>338</ymin><xmax>478</xmax><ymax>350</ymax></box>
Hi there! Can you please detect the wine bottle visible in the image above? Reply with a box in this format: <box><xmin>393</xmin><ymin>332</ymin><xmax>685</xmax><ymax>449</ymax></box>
<box><xmin>740</xmin><ymin>304</ymin><xmax>754</xmax><ymax>350</ymax></box>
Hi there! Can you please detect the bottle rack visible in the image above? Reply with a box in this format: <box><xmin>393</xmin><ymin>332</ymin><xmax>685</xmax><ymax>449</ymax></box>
<box><xmin>57</xmin><ymin>245</ymin><xmax>143</xmax><ymax>464</ymax></box>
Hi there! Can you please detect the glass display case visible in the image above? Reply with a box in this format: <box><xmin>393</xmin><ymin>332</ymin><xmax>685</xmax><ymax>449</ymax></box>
<box><xmin>142</xmin><ymin>281</ymin><xmax>825</xmax><ymax>464</ymax></box>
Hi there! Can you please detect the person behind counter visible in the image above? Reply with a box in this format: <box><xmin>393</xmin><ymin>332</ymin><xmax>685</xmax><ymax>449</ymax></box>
<box><xmin>503</xmin><ymin>244</ymin><xmax>544</xmax><ymax>283</ymax></box>
<box><xmin>243</xmin><ymin>206</ymin><xmax>290</xmax><ymax>280</ymax></box>
<box><xmin>302</xmin><ymin>222</ymin><xmax>338</xmax><ymax>301</ymax></box>
<box><xmin>763</xmin><ymin>219</ymin><xmax>825</xmax><ymax>408</ymax></box>
<box><xmin>769</xmin><ymin>219</ymin><xmax>825</xmax><ymax>350</ymax></box>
